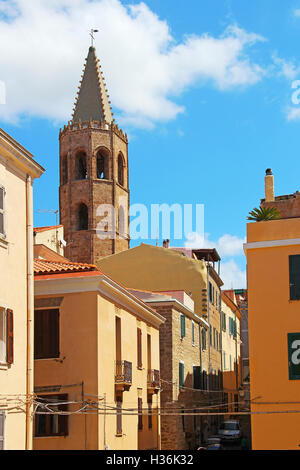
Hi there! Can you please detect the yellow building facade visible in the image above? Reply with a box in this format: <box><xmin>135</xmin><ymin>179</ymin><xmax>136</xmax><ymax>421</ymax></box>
<box><xmin>245</xmin><ymin>171</ymin><xmax>300</xmax><ymax>449</ymax></box>
<box><xmin>221</xmin><ymin>291</ymin><xmax>241</xmax><ymax>414</ymax></box>
<box><xmin>33</xmin><ymin>259</ymin><xmax>164</xmax><ymax>450</ymax></box>
<box><xmin>0</xmin><ymin>128</ymin><xmax>44</xmax><ymax>450</ymax></box>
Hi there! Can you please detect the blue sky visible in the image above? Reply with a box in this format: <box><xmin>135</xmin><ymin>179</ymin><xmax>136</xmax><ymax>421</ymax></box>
<box><xmin>2</xmin><ymin>0</ymin><xmax>300</xmax><ymax>287</ymax></box>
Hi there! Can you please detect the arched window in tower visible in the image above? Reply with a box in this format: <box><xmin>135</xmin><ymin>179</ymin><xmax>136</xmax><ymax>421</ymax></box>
<box><xmin>97</xmin><ymin>151</ymin><xmax>108</xmax><ymax>179</ymax></box>
<box><xmin>62</xmin><ymin>155</ymin><xmax>68</xmax><ymax>185</ymax></box>
<box><xmin>76</xmin><ymin>152</ymin><xmax>87</xmax><ymax>180</ymax></box>
<box><xmin>78</xmin><ymin>203</ymin><xmax>88</xmax><ymax>231</ymax></box>
<box><xmin>118</xmin><ymin>205</ymin><xmax>126</xmax><ymax>238</ymax></box>
<box><xmin>118</xmin><ymin>153</ymin><xmax>124</xmax><ymax>186</ymax></box>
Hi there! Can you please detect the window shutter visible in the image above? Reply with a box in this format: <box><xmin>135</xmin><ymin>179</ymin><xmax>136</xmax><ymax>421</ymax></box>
<box><xmin>6</xmin><ymin>309</ymin><xmax>13</xmax><ymax>364</ymax></box>
<box><xmin>180</xmin><ymin>315</ymin><xmax>186</xmax><ymax>338</ymax></box>
<box><xmin>192</xmin><ymin>321</ymin><xmax>195</xmax><ymax>344</ymax></box>
<box><xmin>179</xmin><ymin>362</ymin><xmax>184</xmax><ymax>388</ymax></box>
<box><xmin>0</xmin><ymin>412</ymin><xmax>4</xmax><ymax>450</ymax></box>
<box><xmin>289</xmin><ymin>255</ymin><xmax>300</xmax><ymax>300</ymax></box>
<box><xmin>137</xmin><ymin>328</ymin><xmax>142</xmax><ymax>368</ymax></box>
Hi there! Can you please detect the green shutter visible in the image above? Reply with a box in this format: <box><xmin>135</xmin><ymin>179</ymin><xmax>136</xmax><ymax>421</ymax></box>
<box><xmin>180</xmin><ymin>314</ymin><xmax>186</xmax><ymax>338</ymax></box>
<box><xmin>289</xmin><ymin>255</ymin><xmax>300</xmax><ymax>300</ymax></box>
<box><xmin>179</xmin><ymin>362</ymin><xmax>184</xmax><ymax>388</ymax></box>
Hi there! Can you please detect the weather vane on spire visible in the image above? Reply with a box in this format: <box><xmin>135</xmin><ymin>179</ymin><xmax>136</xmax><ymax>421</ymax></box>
<box><xmin>90</xmin><ymin>28</ymin><xmax>99</xmax><ymax>47</ymax></box>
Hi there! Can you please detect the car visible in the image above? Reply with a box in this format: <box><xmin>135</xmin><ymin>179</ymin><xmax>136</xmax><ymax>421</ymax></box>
<box><xmin>218</xmin><ymin>420</ymin><xmax>241</xmax><ymax>443</ymax></box>
<box><xmin>206</xmin><ymin>443</ymin><xmax>224</xmax><ymax>450</ymax></box>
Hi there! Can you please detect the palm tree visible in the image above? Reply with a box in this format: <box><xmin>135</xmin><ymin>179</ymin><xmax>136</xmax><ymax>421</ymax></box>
<box><xmin>247</xmin><ymin>205</ymin><xmax>280</xmax><ymax>222</ymax></box>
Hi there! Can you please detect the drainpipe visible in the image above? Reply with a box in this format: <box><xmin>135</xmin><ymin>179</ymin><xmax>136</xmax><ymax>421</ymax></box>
<box><xmin>26</xmin><ymin>175</ymin><xmax>34</xmax><ymax>450</ymax></box>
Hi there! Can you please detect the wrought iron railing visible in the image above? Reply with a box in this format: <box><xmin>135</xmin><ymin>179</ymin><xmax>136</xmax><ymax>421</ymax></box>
<box><xmin>147</xmin><ymin>369</ymin><xmax>160</xmax><ymax>389</ymax></box>
<box><xmin>115</xmin><ymin>360</ymin><xmax>132</xmax><ymax>384</ymax></box>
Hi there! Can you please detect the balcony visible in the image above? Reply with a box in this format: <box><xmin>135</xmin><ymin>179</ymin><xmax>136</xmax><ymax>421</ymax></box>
<box><xmin>115</xmin><ymin>360</ymin><xmax>132</xmax><ymax>392</ymax></box>
<box><xmin>147</xmin><ymin>369</ymin><xmax>160</xmax><ymax>395</ymax></box>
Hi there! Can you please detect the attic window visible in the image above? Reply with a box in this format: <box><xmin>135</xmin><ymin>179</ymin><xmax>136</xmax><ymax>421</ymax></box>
<box><xmin>118</xmin><ymin>154</ymin><xmax>124</xmax><ymax>186</ymax></box>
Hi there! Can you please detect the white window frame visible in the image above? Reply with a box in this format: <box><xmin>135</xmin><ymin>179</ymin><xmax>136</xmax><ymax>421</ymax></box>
<box><xmin>0</xmin><ymin>308</ymin><xmax>7</xmax><ymax>364</ymax></box>
<box><xmin>0</xmin><ymin>186</ymin><xmax>5</xmax><ymax>239</ymax></box>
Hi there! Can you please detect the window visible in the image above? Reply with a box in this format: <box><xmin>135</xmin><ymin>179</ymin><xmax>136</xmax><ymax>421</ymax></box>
<box><xmin>209</xmin><ymin>282</ymin><xmax>212</xmax><ymax>302</ymax></box>
<box><xmin>118</xmin><ymin>153</ymin><xmax>124</xmax><ymax>186</ymax></box>
<box><xmin>78</xmin><ymin>203</ymin><xmax>88</xmax><ymax>231</ymax></box>
<box><xmin>213</xmin><ymin>328</ymin><xmax>216</xmax><ymax>348</ymax></box>
<box><xmin>192</xmin><ymin>321</ymin><xmax>195</xmax><ymax>345</ymax></box>
<box><xmin>222</xmin><ymin>312</ymin><xmax>226</xmax><ymax>332</ymax></box>
<box><xmin>97</xmin><ymin>151</ymin><xmax>108</xmax><ymax>179</ymax></box>
<box><xmin>75</xmin><ymin>152</ymin><xmax>87</xmax><ymax>180</ymax></box>
<box><xmin>223</xmin><ymin>351</ymin><xmax>226</xmax><ymax>370</ymax></box>
<box><xmin>137</xmin><ymin>328</ymin><xmax>142</xmax><ymax>369</ymax></box>
<box><xmin>181</xmin><ymin>407</ymin><xmax>185</xmax><ymax>432</ymax></box>
<box><xmin>179</xmin><ymin>362</ymin><xmax>184</xmax><ymax>388</ymax></box>
<box><xmin>193</xmin><ymin>366</ymin><xmax>201</xmax><ymax>390</ymax></box>
<box><xmin>209</xmin><ymin>326</ymin><xmax>212</xmax><ymax>346</ymax></box>
<box><xmin>138</xmin><ymin>398</ymin><xmax>143</xmax><ymax>431</ymax></box>
<box><xmin>201</xmin><ymin>329</ymin><xmax>206</xmax><ymax>351</ymax></box>
<box><xmin>116</xmin><ymin>397</ymin><xmax>122</xmax><ymax>435</ymax></box>
<box><xmin>180</xmin><ymin>314</ymin><xmax>186</xmax><ymax>339</ymax></box>
<box><xmin>229</xmin><ymin>317</ymin><xmax>233</xmax><ymax>336</ymax></box>
<box><xmin>0</xmin><ymin>186</ymin><xmax>5</xmax><ymax>238</ymax></box>
<box><xmin>0</xmin><ymin>308</ymin><xmax>13</xmax><ymax>364</ymax></box>
<box><xmin>289</xmin><ymin>255</ymin><xmax>300</xmax><ymax>300</ymax></box>
<box><xmin>35</xmin><ymin>394</ymin><xmax>68</xmax><ymax>437</ymax></box>
<box><xmin>34</xmin><ymin>309</ymin><xmax>59</xmax><ymax>359</ymax></box>
<box><xmin>0</xmin><ymin>412</ymin><xmax>4</xmax><ymax>450</ymax></box>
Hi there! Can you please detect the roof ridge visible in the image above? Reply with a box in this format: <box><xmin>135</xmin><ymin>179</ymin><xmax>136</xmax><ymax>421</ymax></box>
<box><xmin>34</xmin><ymin>258</ymin><xmax>97</xmax><ymax>268</ymax></box>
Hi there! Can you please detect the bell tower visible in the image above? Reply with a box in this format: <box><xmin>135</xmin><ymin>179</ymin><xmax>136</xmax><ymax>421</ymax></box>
<box><xmin>59</xmin><ymin>46</ymin><xmax>130</xmax><ymax>265</ymax></box>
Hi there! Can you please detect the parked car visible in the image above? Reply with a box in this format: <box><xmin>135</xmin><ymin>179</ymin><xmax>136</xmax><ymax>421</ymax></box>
<box><xmin>206</xmin><ymin>443</ymin><xmax>224</xmax><ymax>450</ymax></box>
<box><xmin>218</xmin><ymin>420</ymin><xmax>241</xmax><ymax>443</ymax></box>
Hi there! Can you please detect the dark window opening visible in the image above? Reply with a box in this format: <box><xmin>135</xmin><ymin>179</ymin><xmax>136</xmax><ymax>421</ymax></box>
<box><xmin>118</xmin><ymin>154</ymin><xmax>124</xmax><ymax>186</ymax></box>
<box><xmin>34</xmin><ymin>394</ymin><xmax>68</xmax><ymax>437</ymax></box>
<box><xmin>76</xmin><ymin>152</ymin><xmax>87</xmax><ymax>180</ymax></box>
<box><xmin>116</xmin><ymin>397</ymin><xmax>122</xmax><ymax>435</ymax></box>
<box><xmin>289</xmin><ymin>255</ymin><xmax>300</xmax><ymax>300</ymax></box>
<box><xmin>138</xmin><ymin>398</ymin><xmax>143</xmax><ymax>431</ymax></box>
<box><xmin>34</xmin><ymin>309</ymin><xmax>59</xmax><ymax>359</ymax></box>
<box><xmin>97</xmin><ymin>152</ymin><xmax>108</xmax><ymax>179</ymax></box>
<box><xmin>78</xmin><ymin>203</ymin><xmax>88</xmax><ymax>231</ymax></box>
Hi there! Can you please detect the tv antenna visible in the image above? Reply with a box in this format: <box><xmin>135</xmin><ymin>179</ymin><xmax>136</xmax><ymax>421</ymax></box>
<box><xmin>37</xmin><ymin>209</ymin><xmax>59</xmax><ymax>227</ymax></box>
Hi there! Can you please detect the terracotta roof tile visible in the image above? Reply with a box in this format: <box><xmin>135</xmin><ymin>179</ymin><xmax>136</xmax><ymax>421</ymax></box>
<box><xmin>34</xmin><ymin>225</ymin><xmax>63</xmax><ymax>233</ymax></box>
<box><xmin>34</xmin><ymin>258</ymin><xmax>98</xmax><ymax>275</ymax></box>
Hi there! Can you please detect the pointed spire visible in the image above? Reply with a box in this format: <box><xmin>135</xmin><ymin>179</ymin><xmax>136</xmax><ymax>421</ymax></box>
<box><xmin>72</xmin><ymin>46</ymin><xmax>113</xmax><ymax>124</ymax></box>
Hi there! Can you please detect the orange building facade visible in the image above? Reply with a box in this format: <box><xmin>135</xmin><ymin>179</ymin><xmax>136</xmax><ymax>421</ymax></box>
<box><xmin>245</xmin><ymin>171</ymin><xmax>300</xmax><ymax>450</ymax></box>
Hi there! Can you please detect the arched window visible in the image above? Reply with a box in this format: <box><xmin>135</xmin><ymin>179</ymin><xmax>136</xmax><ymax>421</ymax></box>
<box><xmin>118</xmin><ymin>205</ymin><xmax>126</xmax><ymax>238</ymax></box>
<box><xmin>97</xmin><ymin>151</ymin><xmax>108</xmax><ymax>179</ymax></box>
<box><xmin>118</xmin><ymin>154</ymin><xmax>124</xmax><ymax>186</ymax></box>
<box><xmin>62</xmin><ymin>156</ymin><xmax>68</xmax><ymax>185</ymax></box>
<box><xmin>76</xmin><ymin>152</ymin><xmax>87</xmax><ymax>180</ymax></box>
<box><xmin>78</xmin><ymin>203</ymin><xmax>88</xmax><ymax>231</ymax></box>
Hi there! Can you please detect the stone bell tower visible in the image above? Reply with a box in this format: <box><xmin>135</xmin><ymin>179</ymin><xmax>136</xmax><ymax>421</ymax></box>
<box><xmin>59</xmin><ymin>46</ymin><xmax>130</xmax><ymax>265</ymax></box>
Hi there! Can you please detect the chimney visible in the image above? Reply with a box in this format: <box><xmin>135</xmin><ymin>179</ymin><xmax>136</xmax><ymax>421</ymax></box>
<box><xmin>265</xmin><ymin>168</ymin><xmax>275</xmax><ymax>202</ymax></box>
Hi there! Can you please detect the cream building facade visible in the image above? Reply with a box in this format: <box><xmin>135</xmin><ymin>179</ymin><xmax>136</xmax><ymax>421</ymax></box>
<box><xmin>0</xmin><ymin>128</ymin><xmax>44</xmax><ymax>450</ymax></box>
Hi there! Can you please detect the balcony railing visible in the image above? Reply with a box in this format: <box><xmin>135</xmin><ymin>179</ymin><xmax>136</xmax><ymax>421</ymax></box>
<box><xmin>147</xmin><ymin>369</ymin><xmax>160</xmax><ymax>394</ymax></box>
<box><xmin>115</xmin><ymin>360</ymin><xmax>132</xmax><ymax>391</ymax></box>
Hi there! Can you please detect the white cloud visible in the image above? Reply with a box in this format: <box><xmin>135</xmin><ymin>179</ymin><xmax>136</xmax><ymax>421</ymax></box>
<box><xmin>0</xmin><ymin>0</ymin><xmax>266</xmax><ymax>126</ymax></box>
<box><xmin>185</xmin><ymin>232</ymin><xmax>245</xmax><ymax>257</ymax></box>
<box><xmin>272</xmin><ymin>54</ymin><xmax>300</xmax><ymax>80</ymax></box>
<box><xmin>220</xmin><ymin>259</ymin><xmax>246</xmax><ymax>290</ymax></box>
<box><xmin>294</xmin><ymin>9</ymin><xmax>300</xmax><ymax>17</ymax></box>
<box><xmin>285</xmin><ymin>106</ymin><xmax>300</xmax><ymax>121</ymax></box>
